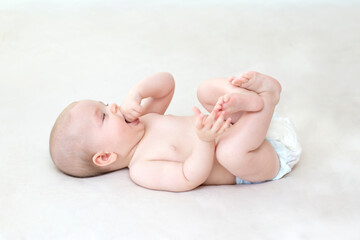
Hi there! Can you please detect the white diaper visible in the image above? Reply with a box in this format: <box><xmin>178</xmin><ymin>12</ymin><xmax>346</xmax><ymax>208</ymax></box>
<box><xmin>236</xmin><ymin>113</ymin><xmax>302</xmax><ymax>184</ymax></box>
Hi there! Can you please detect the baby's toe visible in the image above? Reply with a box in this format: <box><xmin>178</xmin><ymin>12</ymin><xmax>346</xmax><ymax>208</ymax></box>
<box><xmin>230</xmin><ymin>77</ymin><xmax>246</xmax><ymax>87</ymax></box>
<box><xmin>228</xmin><ymin>76</ymin><xmax>236</xmax><ymax>82</ymax></box>
<box><xmin>242</xmin><ymin>71</ymin><xmax>256</xmax><ymax>80</ymax></box>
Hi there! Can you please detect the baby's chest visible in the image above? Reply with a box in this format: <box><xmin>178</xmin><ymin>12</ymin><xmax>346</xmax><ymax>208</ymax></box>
<box><xmin>135</xmin><ymin>119</ymin><xmax>195</xmax><ymax>162</ymax></box>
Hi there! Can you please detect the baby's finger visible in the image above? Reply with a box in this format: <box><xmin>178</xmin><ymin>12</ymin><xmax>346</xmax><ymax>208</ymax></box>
<box><xmin>208</xmin><ymin>108</ymin><xmax>218</xmax><ymax>121</ymax></box>
<box><xmin>211</xmin><ymin>111</ymin><xmax>225</xmax><ymax>130</ymax></box>
<box><xmin>218</xmin><ymin>118</ymin><xmax>232</xmax><ymax>134</ymax></box>
<box><xmin>201</xmin><ymin>115</ymin><xmax>211</xmax><ymax>130</ymax></box>
<box><xmin>130</xmin><ymin>111</ymin><xmax>140</xmax><ymax>121</ymax></box>
<box><xmin>131</xmin><ymin>108</ymin><xmax>141</xmax><ymax>117</ymax></box>
<box><xmin>204</xmin><ymin>109</ymin><xmax>217</xmax><ymax>128</ymax></box>
<box><xmin>133</xmin><ymin>104</ymin><xmax>143</xmax><ymax>113</ymax></box>
<box><xmin>192</xmin><ymin>106</ymin><xmax>202</xmax><ymax>118</ymax></box>
<box><xmin>195</xmin><ymin>113</ymin><xmax>204</xmax><ymax>129</ymax></box>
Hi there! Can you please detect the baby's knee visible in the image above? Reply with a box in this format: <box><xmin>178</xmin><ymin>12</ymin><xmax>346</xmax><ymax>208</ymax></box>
<box><xmin>197</xmin><ymin>78</ymin><xmax>226</xmax><ymax>103</ymax></box>
<box><xmin>196</xmin><ymin>80</ymin><xmax>212</xmax><ymax>103</ymax></box>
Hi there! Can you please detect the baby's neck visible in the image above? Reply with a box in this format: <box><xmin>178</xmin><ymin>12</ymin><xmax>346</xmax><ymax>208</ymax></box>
<box><xmin>114</xmin><ymin>139</ymin><xmax>141</xmax><ymax>170</ymax></box>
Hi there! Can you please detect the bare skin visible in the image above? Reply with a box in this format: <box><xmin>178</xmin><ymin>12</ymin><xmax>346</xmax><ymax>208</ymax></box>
<box><xmin>130</xmin><ymin>71</ymin><xmax>281</xmax><ymax>190</ymax></box>
<box><xmin>66</xmin><ymin>71</ymin><xmax>281</xmax><ymax>192</ymax></box>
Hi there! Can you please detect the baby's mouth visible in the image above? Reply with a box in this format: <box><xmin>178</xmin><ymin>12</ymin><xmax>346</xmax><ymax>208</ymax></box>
<box><xmin>127</xmin><ymin>119</ymin><xmax>140</xmax><ymax>125</ymax></box>
<box><xmin>125</xmin><ymin>118</ymin><xmax>139</xmax><ymax>125</ymax></box>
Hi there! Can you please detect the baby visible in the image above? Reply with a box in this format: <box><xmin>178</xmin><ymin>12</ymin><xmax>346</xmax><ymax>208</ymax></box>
<box><xmin>49</xmin><ymin>71</ymin><xmax>301</xmax><ymax>192</ymax></box>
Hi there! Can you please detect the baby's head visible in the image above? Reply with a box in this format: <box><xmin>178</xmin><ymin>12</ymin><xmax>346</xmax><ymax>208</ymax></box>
<box><xmin>49</xmin><ymin>100</ymin><xmax>145</xmax><ymax>177</ymax></box>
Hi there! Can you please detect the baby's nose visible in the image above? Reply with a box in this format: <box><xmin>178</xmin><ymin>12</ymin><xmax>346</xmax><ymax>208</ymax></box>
<box><xmin>109</xmin><ymin>103</ymin><xmax>118</xmax><ymax>114</ymax></box>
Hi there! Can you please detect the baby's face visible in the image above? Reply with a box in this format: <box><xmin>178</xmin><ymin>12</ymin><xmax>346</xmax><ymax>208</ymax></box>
<box><xmin>70</xmin><ymin>100</ymin><xmax>145</xmax><ymax>155</ymax></box>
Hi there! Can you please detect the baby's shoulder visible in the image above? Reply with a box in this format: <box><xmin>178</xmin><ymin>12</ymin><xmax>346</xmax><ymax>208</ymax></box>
<box><xmin>140</xmin><ymin>112</ymin><xmax>163</xmax><ymax>125</ymax></box>
<box><xmin>141</xmin><ymin>112</ymin><xmax>162</xmax><ymax>120</ymax></box>
<box><xmin>141</xmin><ymin>113</ymin><xmax>179</xmax><ymax>124</ymax></box>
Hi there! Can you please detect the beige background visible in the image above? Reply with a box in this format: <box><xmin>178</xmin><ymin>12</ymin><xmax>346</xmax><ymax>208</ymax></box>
<box><xmin>1</xmin><ymin>1</ymin><xmax>359</xmax><ymax>239</ymax></box>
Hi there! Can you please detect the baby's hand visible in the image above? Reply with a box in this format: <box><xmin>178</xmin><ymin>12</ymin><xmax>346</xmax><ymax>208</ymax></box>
<box><xmin>192</xmin><ymin>107</ymin><xmax>232</xmax><ymax>142</ymax></box>
<box><xmin>120</xmin><ymin>92</ymin><xmax>143</xmax><ymax>122</ymax></box>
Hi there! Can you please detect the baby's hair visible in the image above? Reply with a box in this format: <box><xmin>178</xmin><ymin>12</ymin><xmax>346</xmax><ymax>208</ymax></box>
<box><xmin>49</xmin><ymin>102</ymin><xmax>104</xmax><ymax>177</ymax></box>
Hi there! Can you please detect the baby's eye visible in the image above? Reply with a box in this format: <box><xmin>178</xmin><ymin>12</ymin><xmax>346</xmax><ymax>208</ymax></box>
<box><xmin>102</xmin><ymin>113</ymin><xmax>106</xmax><ymax>121</ymax></box>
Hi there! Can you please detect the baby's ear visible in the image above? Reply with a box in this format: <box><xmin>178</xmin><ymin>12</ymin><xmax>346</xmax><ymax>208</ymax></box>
<box><xmin>92</xmin><ymin>152</ymin><xmax>118</xmax><ymax>167</ymax></box>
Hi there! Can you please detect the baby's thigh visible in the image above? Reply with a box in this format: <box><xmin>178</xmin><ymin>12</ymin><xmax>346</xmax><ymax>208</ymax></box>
<box><xmin>216</xmin><ymin>138</ymin><xmax>280</xmax><ymax>182</ymax></box>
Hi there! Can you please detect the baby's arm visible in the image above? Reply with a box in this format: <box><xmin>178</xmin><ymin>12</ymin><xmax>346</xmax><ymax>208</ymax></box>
<box><xmin>182</xmin><ymin>107</ymin><xmax>231</xmax><ymax>186</ymax></box>
<box><xmin>120</xmin><ymin>72</ymin><xmax>175</xmax><ymax>122</ymax></box>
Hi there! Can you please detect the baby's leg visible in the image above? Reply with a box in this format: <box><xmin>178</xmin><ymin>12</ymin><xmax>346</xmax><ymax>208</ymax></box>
<box><xmin>215</xmin><ymin>71</ymin><xmax>282</xmax><ymax>182</ymax></box>
<box><xmin>197</xmin><ymin>77</ymin><xmax>264</xmax><ymax>122</ymax></box>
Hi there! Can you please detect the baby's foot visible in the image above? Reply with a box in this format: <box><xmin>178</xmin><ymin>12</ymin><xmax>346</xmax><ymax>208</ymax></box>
<box><xmin>214</xmin><ymin>92</ymin><xmax>264</xmax><ymax>116</ymax></box>
<box><xmin>228</xmin><ymin>71</ymin><xmax>281</xmax><ymax>99</ymax></box>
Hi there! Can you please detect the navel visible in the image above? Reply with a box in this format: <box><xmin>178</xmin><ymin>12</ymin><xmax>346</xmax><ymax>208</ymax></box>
<box><xmin>170</xmin><ymin>145</ymin><xmax>177</xmax><ymax>152</ymax></box>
